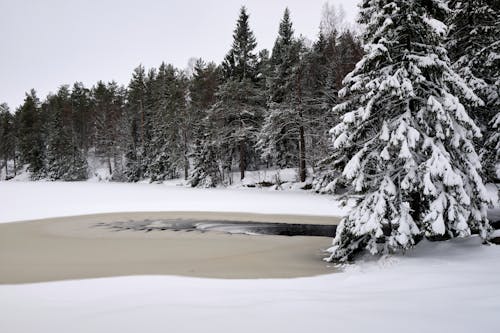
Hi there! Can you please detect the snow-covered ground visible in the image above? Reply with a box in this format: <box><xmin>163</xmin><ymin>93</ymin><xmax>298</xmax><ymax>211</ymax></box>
<box><xmin>1</xmin><ymin>237</ymin><xmax>499</xmax><ymax>333</ymax></box>
<box><xmin>0</xmin><ymin>181</ymin><xmax>346</xmax><ymax>223</ymax></box>
<box><xmin>1</xmin><ymin>181</ymin><xmax>499</xmax><ymax>333</ymax></box>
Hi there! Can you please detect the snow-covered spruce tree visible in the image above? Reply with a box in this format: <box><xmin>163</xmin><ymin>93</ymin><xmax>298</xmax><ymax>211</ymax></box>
<box><xmin>327</xmin><ymin>0</ymin><xmax>491</xmax><ymax>262</ymax></box>
<box><xmin>146</xmin><ymin>63</ymin><xmax>188</xmax><ymax>182</ymax></box>
<box><xmin>189</xmin><ymin>127</ymin><xmax>222</xmax><ymax>188</ymax></box>
<box><xmin>258</xmin><ymin>8</ymin><xmax>302</xmax><ymax>170</ymax></box>
<box><xmin>146</xmin><ymin>64</ymin><xmax>177</xmax><ymax>182</ymax></box>
<box><xmin>447</xmin><ymin>0</ymin><xmax>500</xmax><ymax>182</ymax></box>
<box><xmin>45</xmin><ymin>87</ymin><xmax>88</xmax><ymax>181</ymax></box>
<box><xmin>124</xmin><ymin>65</ymin><xmax>148</xmax><ymax>182</ymax></box>
<box><xmin>92</xmin><ymin>81</ymin><xmax>126</xmax><ymax>178</ymax></box>
<box><xmin>188</xmin><ymin>60</ymin><xmax>222</xmax><ymax>187</ymax></box>
<box><xmin>211</xmin><ymin>6</ymin><xmax>265</xmax><ymax>181</ymax></box>
<box><xmin>17</xmin><ymin>89</ymin><xmax>46</xmax><ymax>178</ymax></box>
<box><xmin>0</xmin><ymin>103</ymin><xmax>16</xmax><ymax>179</ymax></box>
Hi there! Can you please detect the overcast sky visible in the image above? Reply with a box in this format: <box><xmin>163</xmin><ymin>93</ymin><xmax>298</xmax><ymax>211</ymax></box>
<box><xmin>0</xmin><ymin>0</ymin><xmax>359</xmax><ymax>109</ymax></box>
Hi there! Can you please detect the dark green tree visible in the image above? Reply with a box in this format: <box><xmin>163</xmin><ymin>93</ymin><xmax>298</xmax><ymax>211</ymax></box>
<box><xmin>0</xmin><ymin>103</ymin><xmax>16</xmax><ymax>179</ymax></box>
<box><xmin>124</xmin><ymin>65</ymin><xmax>148</xmax><ymax>181</ymax></box>
<box><xmin>188</xmin><ymin>60</ymin><xmax>223</xmax><ymax>187</ymax></box>
<box><xmin>212</xmin><ymin>7</ymin><xmax>265</xmax><ymax>181</ymax></box>
<box><xmin>71</xmin><ymin>82</ymin><xmax>93</xmax><ymax>153</ymax></box>
<box><xmin>17</xmin><ymin>89</ymin><xmax>45</xmax><ymax>178</ymax></box>
<box><xmin>45</xmin><ymin>86</ymin><xmax>87</xmax><ymax>180</ymax></box>
<box><xmin>92</xmin><ymin>81</ymin><xmax>126</xmax><ymax>179</ymax></box>
<box><xmin>258</xmin><ymin>8</ymin><xmax>303</xmax><ymax>172</ymax></box>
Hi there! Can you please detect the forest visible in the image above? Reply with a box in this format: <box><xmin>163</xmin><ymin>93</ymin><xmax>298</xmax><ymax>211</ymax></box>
<box><xmin>0</xmin><ymin>5</ymin><xmax>363</xmax><ymax>186</ymax></box>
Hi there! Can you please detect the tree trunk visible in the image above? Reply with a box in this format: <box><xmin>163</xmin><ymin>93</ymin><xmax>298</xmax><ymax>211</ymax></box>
<box><xmin>299</xmin><ymin>123</ymin><xmax>306</xmax><ymax>182</ymax></box>
<box><xmin>297</xmin><ymin>64</ymin><xmax>306</xmax><ymax>183</ymax></box>
<box><xmin>184</xmin><ymin>159</ymin><xmax>189</xmax><ymax>180</ymax></box>
<box><xmin>108</xmin><ymin>156</ymin><xmax>113</xmax><ymax>176</ymax></box>
<box><xmin>239</xmin><ymin>141</ymin><xmax>245</xmax><ymax>180</ymax></box>
<box><xmin>183</xmin><ymin>129</ymin><xmax>189</xmax><ymax>180</ymax></box>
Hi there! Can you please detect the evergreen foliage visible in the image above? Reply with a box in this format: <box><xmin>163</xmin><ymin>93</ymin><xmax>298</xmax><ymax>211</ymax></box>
<box><xmin>45</xmin><ymin>86</ymin><xmax>88</xmax><ymax>181</ymax></box>
<box><xmin>92</xmin><ymin>81</ymin><xmax>126</xmax><ymax>179</ymax></box>
<box><xmin>0</xmin><ymin>103</ymin><xmax>15</xmax><ymax>179</ymax></box>
<box><xmin>17</xmin><ymin>90</ymin><xmax>45</xmax><ymax>178</ymax></box>
<box><xmin>212</xmin><ymin>7</ymin><xmax>265</xmax><ymax>181</ymax></box>
<box><xmin>189</xmin><ymin>128</ymin><xmax>221</xmax><ymax>188</ymax></box>
<box><xmin>258</xmin><ymin>8</ymin><xmax>302</xmax><ymax>169</ymax></box>
<box><xmin>447</xmin><ymin>0</ymin><xmax>500</xmax><ymax>182</ymax></box>
<box><xmin>188</xmin><ymin>60</ymin><xmax>222</xmax><ymax>187</ymax></box>
<box><xmin>326</xmin><ymin>0</ymin><xmax>491</xmax><ymax>262</ymax></box>
<box><xmin>124</xmin><ymin>65</ymin><xmax>148</xmax><ymax>181</ymax></box>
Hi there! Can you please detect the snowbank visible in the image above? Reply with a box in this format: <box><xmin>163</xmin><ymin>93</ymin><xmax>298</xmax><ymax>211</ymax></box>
<box><xmin>1</xmin><ymin>182</ymin><xmax>499</xmax><ymax>333</ymax></box>
<box><xmin>0</xmin><ymin>181</ymin><xmax>347</xmax><ymax>223</ymax></box>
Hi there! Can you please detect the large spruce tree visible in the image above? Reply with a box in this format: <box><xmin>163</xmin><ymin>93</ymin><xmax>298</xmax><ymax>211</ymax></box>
<box><xmin>327</xmin><ymin>0</ymin><xmax>491</xmax><ymax>261</ymax></box>
<box><xmin>0</xmin><ymin>103</ymin><xmax>15</xmax><ymax>179</ymax></box>
<box><xmin>258</xmin><ymin>8</ymin><xmax>303</xmax><ymax>172</ymax></box>
<box><xmin>17</xmin><ymin>90</ymin><xmax>45</xmax><ymax>178</ymax></box>
<box><xmin>45</xmin><ymin>86</ymin><xmax>88</xmax><ymax>181</ymax></box>
<box><xmin>188</xmin><ymin>60</ymin><xmax>222</xmax><ymax>187</ymax></box>
<box><xmin>124</xmin><ymin>65</ymin><xmax>148</xmax><ymax>181</ymax></box>
<box><xmin>210</xmin><ymin>6</ymin><xmax>265</xmax><ymax>181</ymax></box>
<box><xmin>147</xmin><ymin>63</ymin><xmax>187</xmax><ymax>182</ymax></box>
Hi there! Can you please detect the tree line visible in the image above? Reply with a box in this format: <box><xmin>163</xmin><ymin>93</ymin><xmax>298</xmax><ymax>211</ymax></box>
<box><xmin>0</xmin><ymin>5</ymin><xmax>362</xmax><ymax>184</ymax></box>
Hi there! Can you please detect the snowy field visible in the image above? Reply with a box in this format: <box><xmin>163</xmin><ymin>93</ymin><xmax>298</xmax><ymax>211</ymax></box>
<box><xmin>1</xmin><ymin>181</ymin><xmax>500</xmax><ymax>333</ymax></box>
<box><xmin>0</xmin><ymin>180</ymin><xmax>346</xmax><ymax>223</ymax></box>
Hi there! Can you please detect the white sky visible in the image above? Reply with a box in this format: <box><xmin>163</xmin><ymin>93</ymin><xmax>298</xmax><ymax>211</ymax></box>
<box><xmin>0</xmin><ymin>0</ymin><xmax>359</xmax><ymax>110</ymax></box>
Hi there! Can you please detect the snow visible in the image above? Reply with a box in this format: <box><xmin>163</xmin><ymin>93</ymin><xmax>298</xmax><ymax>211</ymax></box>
<box><xmin>1</xmin><ymin>237</ymin><xmax>499</xmax><ymax>333</ymax></box>
<box><xmin>486</xmin><ymin>183</ymin><xmax>499</xmax><ymax>207</ymax></box>
<box><xmin>424</xmin><ymin>16</ymin><xmax>447</xmax><ymax>36</ymax></box>
<box><xmin>1</xmin><ymin>182</ymin><xmax>499</xmax><ymax>333</ymax></box>
<box><xmin>0</xmin><ymin>181</ymin><xmax>346</xmax><ymax>223</ymax></box>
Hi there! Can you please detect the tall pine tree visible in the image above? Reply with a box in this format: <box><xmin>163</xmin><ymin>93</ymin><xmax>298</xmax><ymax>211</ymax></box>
<box><xmin>210</xmin><ymin>7</ymin><xmax>265</xmax><ymax>181</ymax></box>
<box><xmin>124</xmin><ymin>65</ymin><xmax>148</xmax><ymax>181</ymax></box>
<box><xmin>188</xmin><ymin>60</ymin><xmax>222</xmax><ymax>187</ymax></box>
<box><xmin>0</xmin><ymin>103</ymin><xmax>15</xmax><ymax>179</ymax></box>
<box><xmin>17</xmin><ymin>89</ymin><xmax>45</xmax><ymax>178</ymax></box>
<box><xmin>45</xmin><ymin>86</ymin><xmax>87</xmax><ymax>181</ymax></box>
<box><xmin>258</xmin><ymin>8</ymin><xmax>303</xmax><ymax>171</ymax></box>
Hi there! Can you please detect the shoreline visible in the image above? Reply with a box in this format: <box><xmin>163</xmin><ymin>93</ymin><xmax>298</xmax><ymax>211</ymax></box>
<box><xmin>0</xmin><ymin>212</ymin><xmax>341</xmax><ymax>284</ymax></box>
<box><xmin>1</xmin><ymin>211</ymin><xmax>341</xmax><ymax>225</ymax></box>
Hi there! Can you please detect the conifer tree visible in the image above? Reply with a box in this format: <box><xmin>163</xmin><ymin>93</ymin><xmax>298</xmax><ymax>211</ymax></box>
<box><xmin>125</xmin><ymin>65</ymin><xmax>148</xmax><ymax>181</ymax></box>
<box><xmin>189</xmin><ymin>124</ymin><xmax>221</xmax><ymax>188</ymax></box>
<box><xmin>147</xmin><ymin>63</ymin><xmax>186</xmax><ymax>182</ymax></box>
<box><xmin>45</xmin><ymin>86</ymin><xmax>87</xmax><ymax>180</ymax></box>
<box><xmin>222</xmin><ymin>7</ymin><xmax>258</xmax><ymax>81</ymax></box>
<box><xmin>17</xmin><ymin>89</ymin><xmax>45</xmax><ymax>178</ymax></box>
<box><xmin>71</xmin><ymin>82</ymin><xmax>92</xmax><ymax>153</ymax></box>
<box><xmin>92</xmin><ymin>81</ymin><xmax>126</xmax><ymax>178</ymax></box>
<box><xmin>312</xmin><ymin>30</ymin><xmax>363</xmax><ymax>192</ymax></box>
<box><xmin>447</xmin><ymin>0</ymin><xmax>500</xmax><ymax>182</ymax></box>
<box><xmin>0</xmin><ymin>103</ymin><xmax>15</xmax><ymax>179</ymax></box>
<box><xmin>327</xmin><ymin>0</ymin><xmax>491</xmax><ymax>262</ymax></box>
<box><xmin>258</xmin><ymin>8</ymin><xmax>302</xmax><ymax>170</ymax></box>
<box><xmin>188</xmin><ymin>60</ymin><xmax>222</xmax><ymax>187</ymax></box>
<box><xmin>211</xmin><ymin>7</ymin><xmax>265</xmax><ymax>181</ymax></box>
